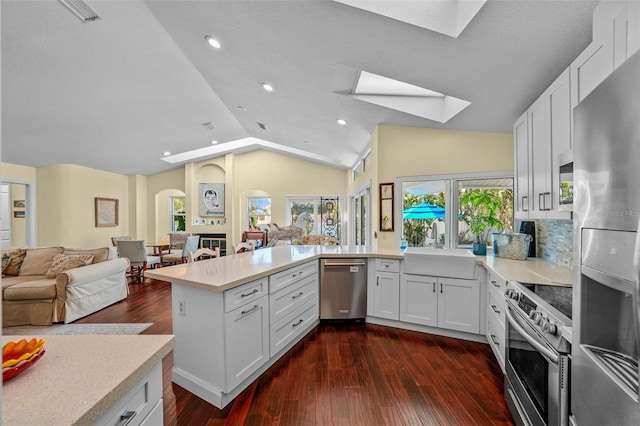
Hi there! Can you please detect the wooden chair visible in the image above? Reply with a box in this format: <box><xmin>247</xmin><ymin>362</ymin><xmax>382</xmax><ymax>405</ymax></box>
<box><xmin>233</xmin><ymin>241</ymin><xmax>255</xmax><ymax>254</ymax></box>
<box><xmin>116</xmin><ymin>240</ymin><xmax>161</xmax><ymax>282</ymax></box>
<box><xmin>187</xmin><ymin>247</ymin><xmax>220</xmax><ymax>263</ymax></box>
<box><xmin>241</xmin><ymin>230</ymin><xmax>267</xmax><ymax>249</ymax></box>
<box><xmin>162</xmin><ymin>235</ymin><xmax>200</xmax><ymax>265</ymax></box>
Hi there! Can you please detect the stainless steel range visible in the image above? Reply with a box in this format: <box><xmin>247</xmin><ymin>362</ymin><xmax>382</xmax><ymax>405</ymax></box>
<box><xmin>504</xmin><ymin>280</ymin><xmax>572</xmax><ymax>426</ymax></box>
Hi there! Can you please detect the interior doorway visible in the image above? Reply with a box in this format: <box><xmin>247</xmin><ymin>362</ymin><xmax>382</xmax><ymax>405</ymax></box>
<box><xmin>0</xmin><ymin>180</ymin><xmax>36</xmax><ymax>247</ymax></box>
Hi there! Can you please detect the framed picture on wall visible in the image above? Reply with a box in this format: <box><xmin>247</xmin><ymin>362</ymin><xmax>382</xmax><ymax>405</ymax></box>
<box><xmin>95</xmin><ymin>197</ymin><xmax>119</xmax><ymax>227</ymax></box>
<box><xmin>380</xmin><ymin>183</ymin><xmax>394</xmax><ymax>232</ymax></box>
<box><xmin>199</xmin><ymin>183</ymin><xmax>225</xmax><ymax>216</ymax></box>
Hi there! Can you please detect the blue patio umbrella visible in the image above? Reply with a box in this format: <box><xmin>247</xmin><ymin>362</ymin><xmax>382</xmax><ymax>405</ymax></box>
<box><xmin>402</xmin><ymin>202</ymin><xmax>445</xmax><ymax>220</ymax></box>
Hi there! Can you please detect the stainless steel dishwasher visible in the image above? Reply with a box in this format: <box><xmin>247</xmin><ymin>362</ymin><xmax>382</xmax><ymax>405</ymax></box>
<box><xmin>320</xmin><ymin>258</ymin><xmax>367</xmax><ymax>320</ymax></box>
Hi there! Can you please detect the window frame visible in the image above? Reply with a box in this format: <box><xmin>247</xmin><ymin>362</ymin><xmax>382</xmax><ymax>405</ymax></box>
<box><xmin>170</xmin><ymin>196</ymin><xmax>186</xmax><ymax>232</ymax></box>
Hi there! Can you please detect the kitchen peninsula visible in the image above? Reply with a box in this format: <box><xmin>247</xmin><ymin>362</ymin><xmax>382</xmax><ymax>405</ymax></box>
<box><xmin>147</xmin><ymin>245</ymin><xmax>572</xmax><ymax>409</ymax></box>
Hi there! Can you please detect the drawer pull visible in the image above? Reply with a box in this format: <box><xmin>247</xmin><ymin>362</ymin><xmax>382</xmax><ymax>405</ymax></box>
<box><xmin>490</xmin><ymin>280</ymin><xmax>499</xmax><ymax>288</ymax></box>
<box><xmin>241</xmin><ymin>305</ymin><xmax>260</xmax><ymax>316</ymax></box>
<box><xmin>117</xmin><ymin>410</ymin><xmax>137</xmax><ymax>426</ymax></box>
<box><xmin>292</xmin><ymin>291</ymin><xmax>304</xmax><ymax>300</ymax></box>
<box><xmin>292</xmin><ymin>319</ymin><xmax>304</xmax><ymax>328</ymax></box>
<box><xmin>240</xmin><ymin>288</ymin><xmax>259</xmax><ymax>298</ymax></box>
<box><xmin>490</xmin><ymin>334</ymin><xmax>500</xmax><ymax>346</ymax></box>
<box><xmin>491</xmin><ymin>305</ymin><xmax>500</xmax><ymax>314</ymax></box>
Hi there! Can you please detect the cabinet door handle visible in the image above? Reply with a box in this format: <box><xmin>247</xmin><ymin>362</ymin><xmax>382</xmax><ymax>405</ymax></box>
<box><xmin>545</xmin><ymin>192</ymin><xmax>552</xmax><ymax>211</ymax></box>
<box><xmin>292</xmin><ymin>319</ymin><xmax>304</xmax><ymax>328</ymax></box>
<box><xmin>292</xmin><ymin>291</ymin><xmax>304</xmax><ymax>300</ymax></box>
<box><xmin>240</xmin><ymin>288</ymin><xmax>259</xmax><ymax>298</ymax></box>
<box><xmin>490</xmin><ymin>334</ymin><xmax>500</xmax><ymax>346</ymax></box>
<box><xmin>522</xmin><ymin>196</ymin><xmax>528</xmax><ymax>212</ymax></box>
<box><xmin>432</xmin><ymin>282</ymin><xmax>436</xmax><ymax>293</ymax></box>
<box><xmin>440</xmin><ymin>282</ymin><xmax>443</xmax><ymax>293</ymax></box>
<box><xmin>490</xmin><ymin>280</ymin><xmax>499</xmax><ymax>288</ymax></box>
<box><xmin>539</xmin><ymin>193</ymin><xmax>545</xmax><ymax>211</ymax></box>
<box><xmin>117</xmin><ymin>410</ymin><xmax>137</xmax><ymax>426</ymax></box>
<box><xmin>241</xmin><ymin>304</ymin><xmax>260</xmax><ymax>316</ymax></box>
<box><xmin>491</xmin><ymin>305</ymin><xmax>500</xmax><ymax>314</ymax></box>
<box><xmin>377</xmin><ymin>276</ymin><xmax>380</xmax><ymax>286</ymax></box>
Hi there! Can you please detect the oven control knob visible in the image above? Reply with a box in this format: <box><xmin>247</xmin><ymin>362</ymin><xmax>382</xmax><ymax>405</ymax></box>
<box><xmin>542</xmin><ymin>321</ymin><xmax>558</xmax><ymax>336</ymax></box>
<box><xmin>529</xmin><ymin>310</ymin><xmax>541</xmax><ymax>322</ymax></box>
<box><xmin>506</xmin><ymin>290</ymin><xmax>519</xmax><ymax>301</ymax></box>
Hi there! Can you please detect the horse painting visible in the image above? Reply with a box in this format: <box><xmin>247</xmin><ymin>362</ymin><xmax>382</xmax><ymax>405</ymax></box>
<box><xmin>267</xmin><ymin>212</ymin><xmax>314</xmax><ymax>247</ymax></box>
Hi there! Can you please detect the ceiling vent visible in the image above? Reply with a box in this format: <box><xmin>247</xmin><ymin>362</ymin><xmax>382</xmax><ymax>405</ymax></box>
<box><xmin>201</xmin><ymin>122</ymin><xmax>216</xmax><ymax>130</ymax></box>
<box><xmin>58</xmin><ymin>0</ymin><xmax>102</xmax><ymax>23</ymax></box>
<box><xmin>257</xmin><ymin>122</ymin><xmax>267</xmax><ymax>130</ymax></box>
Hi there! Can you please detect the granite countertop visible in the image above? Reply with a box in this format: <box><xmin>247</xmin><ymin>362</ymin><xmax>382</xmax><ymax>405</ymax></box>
<box><xmin>147</xmin><ymin>245</ymin><xmax>573</xmax><ymax>291</ymax></box>
<box><xmin>2</xmin><ymin>334</ymin><xmax>175</xmax><ymax>426</ymax></box>
<box><xmin>146</xmin><ymin>245</ymin><xmax>403</xmax><ymax>292</ymax></box>
<box><xmin>480</xmin><ymin>254</ymin><xmax>573</xmax><ymax>286</ymax></box>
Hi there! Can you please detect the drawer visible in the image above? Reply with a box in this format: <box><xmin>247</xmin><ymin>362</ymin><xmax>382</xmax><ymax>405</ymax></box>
<box><xmin>375</xmin><ymin>258</ymin><xmax>400</xmax><ymax>273</ymax></box>
<box><xmin>269</xmin><ymin>274</ymin><xmax>318</xmax><ymax>324</ymax></box>
<box><xmin>488</xmin><ymin>286</ymin><xmax>506</xmax><ymax>328</ymax></box>
<box><xmin>139</xmin><ymin>399</ymin><xmax>163</xmax><ymax>426</ymax></box>
<box><xmin>95</xmin><ymin>363</ymin><xmax>162</xmax><ymax>426</ymax></box>
<box><xmin>269</xmin><ymin>260</ymin><xmax>318</xmax><ymax>293</ymax></box>
<box><xmin>487</xmin><ymin>312</ymin><xmax>506</xmax><ymax>372</ymax></box>
<box><xmin>487</xmin><ymin>270</ymin><xmax>506</xmax><ymax>296</ymax></box>
<box><xmin>270</xmin><ymin>299</ymin><xmax>318</xmax><ymax>357</ymax></box>
<box><xmin>224</xmin><ymin>278</ymin><xmax>268</xmax><ymax>313</ymax></box>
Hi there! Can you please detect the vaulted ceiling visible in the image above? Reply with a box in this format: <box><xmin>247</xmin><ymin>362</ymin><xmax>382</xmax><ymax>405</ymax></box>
<box><xmin>1</xmin><ymin>1</ymin><xmax>597</xmax><ymax>176</ymax></box>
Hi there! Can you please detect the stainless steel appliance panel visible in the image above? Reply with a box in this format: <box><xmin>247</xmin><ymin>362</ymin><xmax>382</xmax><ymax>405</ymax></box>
<box><xmin>320</xmin><ymin>259</ymin><xmax>367</xmax><ymax>319</ymax></box>
<box><xmin>573</xmin><ymin>50</ymin><xmax>640</xmax><ymax>425</ymax></box>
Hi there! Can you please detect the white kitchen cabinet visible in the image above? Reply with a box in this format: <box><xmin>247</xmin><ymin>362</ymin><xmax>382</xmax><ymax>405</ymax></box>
<box><xmin>485</xmin><ymin>270</ymin><xmax>506</xmax><ymax>372</ymax></box>
<box><xmin>224</xmin><ymin>294</ymin><xmax>269</xmax><ymax>391</ymax></box>
<box><xmin>528</xmin><ymin>94</ymin><xmax>550</xmax><ymax>218</ymax></box>
<box><xmin>371</xmin><ymin>258</ymin><xmax>400</xmax><ymax>320</ymax></box>
<box><xmin>400</xmin><ymin>274</ymin><xmax>480</xmax><ymax>334</ymax></box>
<box><xmin>514</xmin><ymin>111</ymin><xmax>530</xmax><ymax>219</ymax></box>
<box><xmin>400</xmin><ymin>274</ymin><xmax>437</xmax><ymax>326</ymax></box>
<box><xmin>95</xmin><ymin>363</ymin><xmax>163</xmax><ymax>426</ymax></box>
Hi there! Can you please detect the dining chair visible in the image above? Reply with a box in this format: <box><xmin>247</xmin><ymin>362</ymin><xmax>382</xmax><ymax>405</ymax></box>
<box><xmin>187</xmin><ymin>247</ymin><xmax>220</xmax><ymax>263</ymax></box>
<box><xmin>111</xmin><ymin>235</ymin><xmax>130</xmax><ymax>246</ymax></box>
<box><xmin>162</xmin><ymin>235</ymin><xmax>200</xmax><ymax>265</ymax></box>
<box><xmin>116</xmin><ymin>240</ymin><xmax>161</xmax><ymax>282</ymax></box>
<box><xmin>233</xmin><ymin>241</ymin><xmax>255</xmax><ymax>254</ymax></box>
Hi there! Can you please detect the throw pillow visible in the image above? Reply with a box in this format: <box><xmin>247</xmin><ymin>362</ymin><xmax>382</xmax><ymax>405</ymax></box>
<box><xmin>63</xmin><ymin>247</ymin><xmax>110</xmax><ymax>263</ymax></box>
<box><xmin>45</xmin><ymin>254</ymin><xmax>95</xmax><ymax>279</ymax></box>
<box><xmin>1</xmin><ymin>249</ymin><xmax>27</xmax><ymax>276</ymax></box>
<box><xmin>19</xmin><ymin>247</ymin><xmax>64</xmax><ymax>276</ymax></box>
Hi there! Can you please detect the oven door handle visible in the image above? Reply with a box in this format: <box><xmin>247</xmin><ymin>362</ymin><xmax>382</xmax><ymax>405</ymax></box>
<box><xmin>506</xmin><ymin>307</ymin><xmax>559</xmax><ymax>364</ymax></box>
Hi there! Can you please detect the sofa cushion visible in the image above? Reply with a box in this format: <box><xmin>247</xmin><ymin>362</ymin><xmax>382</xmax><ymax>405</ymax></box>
<box><xmin>3</xmin><ymin>278</ymin><xmax>57</xmax><ymax>300</ymax></box>
<box><xmin>63</xmin><ymin>247</ymin><xmax>110</xmax><ymax>264</ymax></box>
<box><xmin>19</xmin><ymin>247</ymin><xmax>64</xmax><ymax>276</ymax></box>
<box><xmin>1</xmin><ymin>249</ymin><xmax>27</xmax><ymax>276</ymax></box>
<box><xmin>45</xmin><ymin>254</ymin><xmax>95</xmax><ymax>279</ymax></box>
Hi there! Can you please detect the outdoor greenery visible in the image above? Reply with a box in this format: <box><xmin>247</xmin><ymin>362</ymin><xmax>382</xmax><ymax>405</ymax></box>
<box><xmin>402</xmin><ymin>192</ymin><xmax>445</xmax><ymax>247</ymax></box>
<box><xmin>459</xmin><ymin>188</ymin><xmax>512</xmax><ymax>244</ymax></box>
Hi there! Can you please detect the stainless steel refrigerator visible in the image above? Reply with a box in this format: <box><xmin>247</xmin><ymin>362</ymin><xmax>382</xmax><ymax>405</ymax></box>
<box><xmin>572</xmin><ymin>50</ymin><xmax>640</xmax><ymax>425</ymax></box>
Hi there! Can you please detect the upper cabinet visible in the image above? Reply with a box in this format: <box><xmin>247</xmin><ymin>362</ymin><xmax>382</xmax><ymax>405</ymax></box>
<box><xmin>515</xmin><ymin>1</ymin><xmax>639</xmax><ymax>220</ymax></box>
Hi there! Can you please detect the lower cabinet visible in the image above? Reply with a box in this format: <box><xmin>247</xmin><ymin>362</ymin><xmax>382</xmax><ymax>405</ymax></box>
<box><xmin>400</xmin><ymin>274</ymin><xmax>481</xmax><ymax>334</ymax></box>
<box><xmin>486</xmin><ymin>270</ymin><xmax>506</xmax><ymax>372</ymax></box>
<box><xmin>224</xmin><ymin>295</ymin><xmax>269</xmax><ymax>391</ymax></box>
<box><xmin>371</xmin><ymin>258</ymin><xmax>400</xmax><ymax>320</ymax></box>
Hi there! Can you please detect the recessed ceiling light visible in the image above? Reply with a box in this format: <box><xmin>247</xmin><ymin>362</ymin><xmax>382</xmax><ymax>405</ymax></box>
<box><xmin>211</xmin><ymin>140</ymin><xmax>218</xmax><ymax>145</ymax></box>
<box><xmin>261</xmin><ymin>82</ymin><xmax>274</xmax><ymax>92</ymax></box>
<box><xmin>163</xmin><ymin>151</ymin><xmax>171</xmax><ymax>156</ymax></box>
<box><xmin>303</xmin><ymin>140</ymin><xmax>311</xmax><ymax>144</ymax></box>
<box><xmin>204</xmin><ymin>36</ymin><xmax>221</xmax><ymax>49</ymax></box>
<box><xmin>337</xmin><ymin>119</ymin><xmax>347</xmax><ymax>126</ymax></box>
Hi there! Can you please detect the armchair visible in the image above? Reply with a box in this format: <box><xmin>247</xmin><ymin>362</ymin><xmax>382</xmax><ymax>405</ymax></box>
<box><xmin>162</xmin><ymin>235</ymin><xmax>200</xmax><ymax>265</ymax></box>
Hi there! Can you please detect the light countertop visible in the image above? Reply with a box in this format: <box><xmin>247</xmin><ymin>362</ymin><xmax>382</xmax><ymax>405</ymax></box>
<box><xmin>2</xmin><ymin>334</ymin><xmax>175</xmax><ymax>426</ymax></box>
<box><xmin>146</xmin><ymin>245</ymin><xmax>403</xmax><ymax>292</ymax></box>
<box><xmin>146</xmin><ymin>245</ymin><xmax>572</xmax><ymax>292</ymax></box>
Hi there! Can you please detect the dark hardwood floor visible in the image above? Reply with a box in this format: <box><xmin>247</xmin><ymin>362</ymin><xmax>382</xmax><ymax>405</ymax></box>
<box><xmin>76</xmin><ymin>277</ymin><xmax>514</xmax><ymax>425</ymax></box>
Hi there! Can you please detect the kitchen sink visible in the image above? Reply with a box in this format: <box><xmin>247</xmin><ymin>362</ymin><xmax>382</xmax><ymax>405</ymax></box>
<box><xmin>403</xmin><ymin>247</ymin><xmax>478</xmax><ymax>279</ymax></box>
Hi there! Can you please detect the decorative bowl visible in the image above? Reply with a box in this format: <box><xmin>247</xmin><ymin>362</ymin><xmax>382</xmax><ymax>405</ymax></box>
<box><xmin>2</xmin><ymin>338</ymin><xmax>46</xmax><ymax>382</ymax></box>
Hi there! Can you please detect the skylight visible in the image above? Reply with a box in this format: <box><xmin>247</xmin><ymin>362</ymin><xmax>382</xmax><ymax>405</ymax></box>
<box><xmin>335</xmin><ymin>0</ymin><xmax>486</xmax><ymax>38</ymax></box>
<box><xmin>349</xmin><ymin>71</ymin><xmax>471</xmax><ymax>123</ymax></box>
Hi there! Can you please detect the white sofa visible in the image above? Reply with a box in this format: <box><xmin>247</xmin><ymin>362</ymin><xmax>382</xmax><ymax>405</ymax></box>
<box><xmin>2</xmin><ymin>246</ymin><xmax>129</xmax><ymax>326</ymax></box>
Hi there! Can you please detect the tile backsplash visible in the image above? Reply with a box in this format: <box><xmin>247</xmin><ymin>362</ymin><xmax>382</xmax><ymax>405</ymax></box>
<box><xmin>533</xmin><ymin>219</ymin><xmax>573</xmax><ymax>268</ymax></box>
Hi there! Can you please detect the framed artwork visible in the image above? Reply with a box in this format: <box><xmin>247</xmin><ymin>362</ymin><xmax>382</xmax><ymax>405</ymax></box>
<box><xmin>13</xmin><ymin>200</ymin><xmax>25</xmax><ymax>208</ymax></box>
<box><xmin>379</xmin><ymin>183</ymin><xmax>394</xmax><ymax>232</ymax></box>
<box><xmin>199</xmin><ymin>183</ymin><xmax>225</xmax><ymax>216</ymax></box>
<box><xmin>95</xmin><ymin>197</ymin><xmax>119</xmax><ymax>227</ymax></box>
<box><xmin>13</xmin><ymin>211</ymin><xmax>25</xmax><ymax>218</ymax></box>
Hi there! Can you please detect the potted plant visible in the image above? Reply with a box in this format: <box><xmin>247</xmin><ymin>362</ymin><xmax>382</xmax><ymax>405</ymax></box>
<box><xmin>460</xmin><ymin>190</ymin><xmax>504</xmax><ymax>255</ymax></box>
